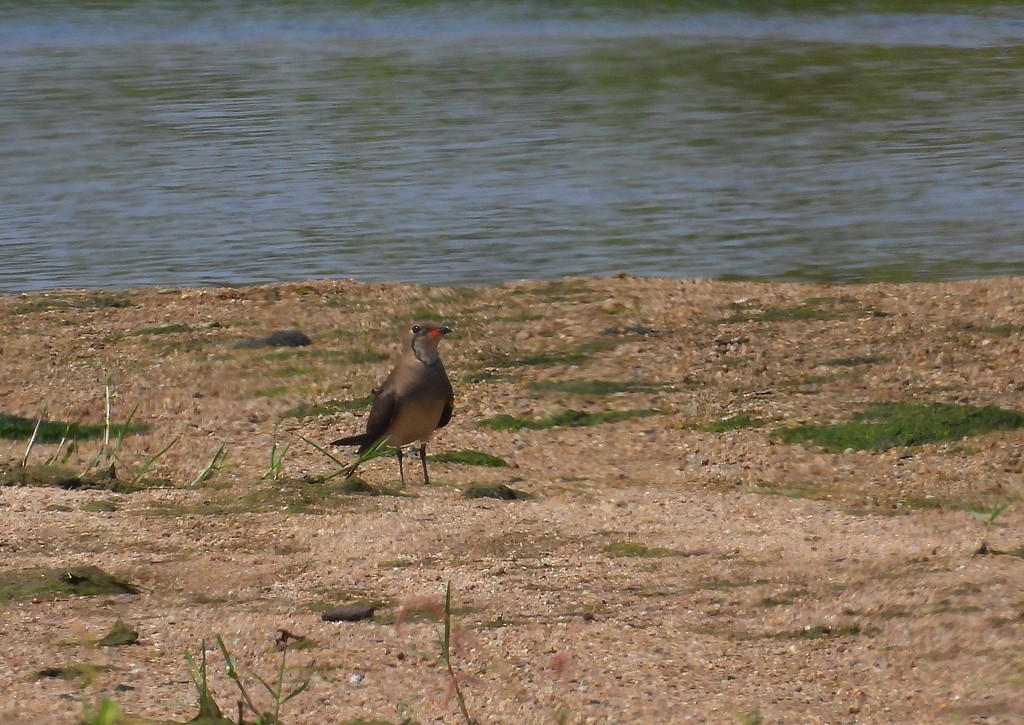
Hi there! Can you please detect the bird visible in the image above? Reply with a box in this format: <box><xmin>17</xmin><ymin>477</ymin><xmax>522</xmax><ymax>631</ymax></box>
<box><xmin>332</xmin><ymin>321</ymin><xmax>454</xmax><ymax>485</ymax></box>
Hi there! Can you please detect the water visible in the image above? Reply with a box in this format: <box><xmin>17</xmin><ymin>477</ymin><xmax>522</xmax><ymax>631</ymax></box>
<box><xmin>2</xmin><ymin>1</ymin><xmax>1024</xmax><ymax>292</ymax></box>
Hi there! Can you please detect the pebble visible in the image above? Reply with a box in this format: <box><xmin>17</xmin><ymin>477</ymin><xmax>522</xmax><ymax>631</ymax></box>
<box><xmin>321</xmin><ymin>603</ymin><xmax>375</xmax><ymax>622</ymax></box>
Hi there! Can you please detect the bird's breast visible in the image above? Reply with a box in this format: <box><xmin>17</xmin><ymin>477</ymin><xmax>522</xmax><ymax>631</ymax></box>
<box><xmin>384</xmin><ymin>394</ymin><xmax>448</xmax><ymax>447</ymax></box>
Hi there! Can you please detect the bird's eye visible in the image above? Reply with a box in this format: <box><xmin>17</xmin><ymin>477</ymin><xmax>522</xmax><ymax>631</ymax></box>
<box><xmin>411</xmin><ymin>324</ymin><xmax>422</xmax><ymax>334</ymax></box>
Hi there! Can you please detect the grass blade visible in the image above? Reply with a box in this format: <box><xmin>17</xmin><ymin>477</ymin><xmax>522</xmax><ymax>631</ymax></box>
<box><xmin>113</xmin><ymin>402</ymin><xmax>140</xmax><ymax>455</ymax></box>
<box><xmin>102</xmin><ymin>376</ymin><xmax>112</xmax><ymax>453</ymax></box>
<box><xmin>282</xmin><ymin>678</ymin><xmax>311</xmax><ymax>704</ymax></box>
<box><xmin>192</xmin><ymin>444</ymin><xmax>227</xmax><ymax>486</ymax></box>
<box><xmin>215</xmin><ymin>635</ymin><xmax>238</xmax><ymax>680</ymax></box>
<box><xmin>131</xmin><ymin>436</ymin><xmax>181</xmax><ymax>487</ymax></box>
<box><xmin>21</xmin><ymin>406</ymin><xmax>47</xmax><ymax>468</ymax></box>
<box><xmin>297</xmin><ymin>433</ymin><xmax>349</xmax><ymax>469</ymax></box>
<box><xmin>344</xmin><ymin>436</ymin><xmax>394</xmax><ymax>477</ymax></box>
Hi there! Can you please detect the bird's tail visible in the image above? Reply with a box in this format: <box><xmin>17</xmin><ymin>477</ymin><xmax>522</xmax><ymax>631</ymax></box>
<box><xmin>331</xmin><ymin>433</ymin><xmax>373</xmax><ymax>451</ymax></box>
<box><xmin>332</xmin><ymin>433</ymin><xmax>376</xmax><ymax>478</ymax></box>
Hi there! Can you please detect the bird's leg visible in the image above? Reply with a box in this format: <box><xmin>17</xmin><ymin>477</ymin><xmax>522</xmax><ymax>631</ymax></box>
<box><xmin>396</xmin><ymin>447</ymin><xmax>406</xmax><ymax>487</ymax></box>
<box><xmin>419</xmin><ymin>442</ymin><xmax>430</xmax><ymax>485</ymax></box>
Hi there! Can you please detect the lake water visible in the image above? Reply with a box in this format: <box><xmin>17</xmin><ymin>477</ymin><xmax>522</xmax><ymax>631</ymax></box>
<box><xmin>2</xmin><ymin>1</ymin><xmax>1023</xmax><ymax>292</ymax></box>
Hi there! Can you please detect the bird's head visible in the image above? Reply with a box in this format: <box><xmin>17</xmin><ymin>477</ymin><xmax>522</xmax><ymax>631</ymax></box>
<box><xmin>407</xmin><ymin>320</ymin><xmax>451</xmax><ymax>364</ymax></box>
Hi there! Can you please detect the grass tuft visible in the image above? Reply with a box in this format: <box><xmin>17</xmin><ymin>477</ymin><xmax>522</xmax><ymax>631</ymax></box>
<box><xmin>14</xmin><ymin>293</ymin><xmax>132</xmax><ymax>314</ymax></box>
<box><xmin>527</xmin><ymin>379</ymin><xmax>670</xmax><ymax>396</ymax></box>
<box><xmin>132</xmin><ymin>322</ymin><xmax>191</xmax><ymax>336</ymax></box>
<box><xmin>279</xmin><ymin>396</ymin><xmax>373</xmax><ymax>420</ymax></box>
<box><xmin>184</xmin><ymin>632</ymin><xmax>311</xmax><ymax>725</ymax></box>
<box><xmin>824</xmin><ymin>355</ymin><xmax>888</xmax><ymax>367</ymax></box>
<box><xmin>971</xmin><ymin>497</ymin><xmax>1020</xmax><ymax>555</ymax></box>
<box><xmin>0</xmin><ymin>463</ymin><xmax>169</xmax><ymax>493</ymax></box>
<box><xmin>603</xmin><ymin>541</ymin><xmax>679</xmax><ymax>557</ymax></box>
<box><xmin>703</xmin><ymin>413</ymin><xmax>765</xmax><ymax>432</ymax></box>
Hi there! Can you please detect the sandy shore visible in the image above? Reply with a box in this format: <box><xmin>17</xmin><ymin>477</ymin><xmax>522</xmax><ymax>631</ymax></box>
<box><xmin>1</xmin><ymin>276</ymin><xmax>1023</xmax><ymax>724</ymax></box>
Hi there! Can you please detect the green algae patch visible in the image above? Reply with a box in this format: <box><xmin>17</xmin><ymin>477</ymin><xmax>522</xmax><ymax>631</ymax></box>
<box><xmin>1</xmin><ymin>463</ymin><xmax>168</xmax><ymax>493</ymax></box>
<box><xmin>0</xmin><ymin>565</ymin><xmax>139</xmax><ymax>603</ymax></box>
<box><xmin>777</xmin><ymin>402</ymin><xmax>1024</xmax><ymax>452</ymax></box>
<box><xmin>603</xmin><ymin>541</ymin><xmax>680</xmax><ymax>558</ymax></box>
<box><xmin>429</xmin><ymin>449</ymin><xmax>508</xmax><ymax>467</ymax></box>
<box><xmin>233</xmin><ymin>476</ymin><xmax>405</xmax><ymax>512</ymax></box>
<box><xmin>481</xmin><ymin>408</ymin><xmax>661</xmax><ymax>431</ymax></box>
<box><xmin>824</xmin><ymin>355</ymin><xmax>888</xmax><ymax>367</ymax></box>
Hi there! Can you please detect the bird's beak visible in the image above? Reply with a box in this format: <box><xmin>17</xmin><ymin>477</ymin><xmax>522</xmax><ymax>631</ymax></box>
<box><xmin>430</xmin><ymin>325</ymin><xmax>452</xmax><ymax>338</ymax></box>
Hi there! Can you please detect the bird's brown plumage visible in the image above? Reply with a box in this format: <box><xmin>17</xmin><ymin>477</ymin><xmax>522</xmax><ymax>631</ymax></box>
<box><xmin>332</xmin><ymin>321</ymin><xmax>453</xmax><ymax>484</ymax></box>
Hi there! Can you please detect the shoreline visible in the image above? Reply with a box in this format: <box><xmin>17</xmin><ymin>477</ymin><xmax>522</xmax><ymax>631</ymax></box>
<box><xmin>5</xmin><ymin>270</ymin><xmax>1024</xmax><ymax>297</ymax></box>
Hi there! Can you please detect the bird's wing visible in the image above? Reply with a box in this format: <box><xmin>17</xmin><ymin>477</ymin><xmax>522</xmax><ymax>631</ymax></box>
<box><xmin>436</xmin><ymin>394</ymin><xmax>454</xmax><ymax>430</ymax></box>
<box><xmin>361</xmin><ymin>385</ymin><xmax>398</xmax><ymax>449</ymax></box>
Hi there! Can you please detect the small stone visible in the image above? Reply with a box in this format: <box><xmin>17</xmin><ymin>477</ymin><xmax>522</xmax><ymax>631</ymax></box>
<box><xmin>321</xmin><ymin>603</ymin><xmax>375</xmax><ymax>622</ymax></box>
<box><xmin>462</xmin><ymin>484</ymin><xmax>527</xmax><ymax>500</ymax></box>
<box><xmin>98</xmin><ymin>620</ymin><xmax>139</xmax><ymax>647</ymax></box>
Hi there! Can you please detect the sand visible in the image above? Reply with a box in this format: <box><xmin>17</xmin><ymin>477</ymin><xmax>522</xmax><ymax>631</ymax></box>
<box><xmin>1</xmin><ymin>276</ymin><xmax>1022</xmax><ymax>724</ymax></box>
